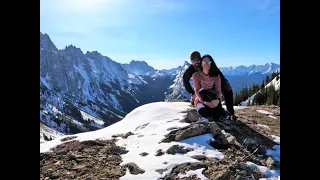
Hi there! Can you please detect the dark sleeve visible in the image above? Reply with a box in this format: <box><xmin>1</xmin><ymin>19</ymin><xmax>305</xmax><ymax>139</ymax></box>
<box><xmin>217</xmin><ymin>68</ymin><xmax>232</xmax><ymax>92</ymax></box>
<box><xmin>217</xmin><ymin>68</ymin><xmax>226</xmax><ymax>82</ymax></box>
<box><xmin>183</xmin><ymin>66</ymin><xmax>195</xmax><ymax>95</ymax></box>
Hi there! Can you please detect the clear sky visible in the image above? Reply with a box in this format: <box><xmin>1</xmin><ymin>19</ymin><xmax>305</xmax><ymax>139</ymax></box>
<box><xmin>40</xmin><ymin>0</ymin><xmax>280</xmax><ymax>70</ymax></box>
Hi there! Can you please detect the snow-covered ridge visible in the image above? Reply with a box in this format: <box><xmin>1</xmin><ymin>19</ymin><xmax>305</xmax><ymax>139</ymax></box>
<box><xmin>40</xmin><ymin>102</ymin><xmax>280</xmax><ymax>179</ymax></box>
<box><xmin>240</xmin><ymin>73</ymin><xmax>280</xmax><ymax>106</ymax></box>
<box><xmin>219</xmin><ymin>63</ymin><xmax>280</xmax><ymax>76</ymax></box>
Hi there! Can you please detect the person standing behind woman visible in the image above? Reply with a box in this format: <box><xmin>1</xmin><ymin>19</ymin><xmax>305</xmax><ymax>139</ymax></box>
<box><xmin>192</xmin><ymin>54</ymin><xmax>226</xmax><ymax>120</ymax></box>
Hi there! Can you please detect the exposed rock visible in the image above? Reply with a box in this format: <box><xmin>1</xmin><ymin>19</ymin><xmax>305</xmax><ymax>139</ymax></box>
<box><xmin>227</xmin><ymin>135</ymin><xmax>236</xmax><ymax>145</ymax></box>
<box><xmin>161</xmin><ymin>162</ymin><xmax>208</xmax><ymax>179</ymax></box>
<box><xmin>184</xmin><ymin>109</ymin><xmax>202</xmax><ymax>123</ymax></box>
<box><xmin>108</xmin><ymin>146</ymin><xmax>129</xmax><ymax>155</ymax></box>
<box><xmin>122</xmin><ymin>162</ymin><xmax>145</xmax><ymax>175</ymax></box>
<box><xmin>161</xmin><ymin>121</ymin><xmax>226</xmax><ymax>143</ymax></box>
<box><xmin>206</xmin><ymin>122</ymin><xmax>223</xmax><ymax>136</ymax></box>
<box><xmin>112</xmin><ymin>132</ymin><xmax>134</xmax><ymax>139</ymax></box>
<box><xmin>166</xmin><ymin>145</ymin><xmax>189</xmax><ymax>155</ymax></box>
<box><xmin>156</xmin><ymin>168</ymin><xmax>168</xmax><ymax>174</ymax></box>
<box><xmin>155</xmin><ymin>149</ymin><xmax>165</xmax><ymax>156</ymax></box>
<box><xmin>40</xmin><ymin>139</ymin><xmax>127</xmax><ymax>180</ymax></box>
<box><xmin>191</xmin><ymin>155</ymin><xmax>207</xmax><ymax>161</ymax></box>
<box><xmin>266</xmin><ymin>157</ymin><xmax>275</xmax><ymax>168</ymax></box>
<box><xmin>175</xmin><ymin>123</ymin><xmax>207</xmax><ymax>141</ymax></box>
<box><xmin>139</xmin><ymin>152</ymin><xmax>148</xmax><ymax>156</ymax></box>
<box><xmin>61</xmin><ymin>136</ymin><xmax>77</xmax><ymax>142</ymax></box>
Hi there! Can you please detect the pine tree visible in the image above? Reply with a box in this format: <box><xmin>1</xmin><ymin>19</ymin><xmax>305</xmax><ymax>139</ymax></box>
<box><xmin>271</xmin><ymin>72</ymin><xmax>276</xmax><ymax>80</ymax></box>
<box><xmin>265</xmin><ymin>75</ymin><xmax>270</xmax><ymax>84</ymax></box>
<box><xmin>267</xmin><ymin>85</ymin><xmax>275</xmax><ymax>105</ymax></box>
<box><xmin>253</xmin><ymin>91</ymin><xmax>266</xmax><ymax>105</ymax></box>
<box><xmin>261</xmin><ymin>80</ymin><xmax>265</xmax><ymax>89</ymax></box>
<box><xmin>244</xmin><ymin>86</ymin><xmax>249</xmax><ymax>101</ymax></box>
<box><xmin>273</xmin><ymin>88</ymin><xmax>278</xmax><ymax>105</ymax></box>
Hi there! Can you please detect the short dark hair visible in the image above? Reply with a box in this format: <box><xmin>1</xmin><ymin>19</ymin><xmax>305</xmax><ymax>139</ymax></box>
<box><xmin>190</xmin><ymin>51</ymin><xmax>201</xmax><ymax>61</ymax></box>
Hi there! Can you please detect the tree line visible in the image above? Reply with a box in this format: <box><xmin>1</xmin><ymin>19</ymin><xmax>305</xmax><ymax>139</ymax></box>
<box><xmin>233</xmin><ymin>71</ymin><xmax>280</xmax><ymax>106</ymax></box>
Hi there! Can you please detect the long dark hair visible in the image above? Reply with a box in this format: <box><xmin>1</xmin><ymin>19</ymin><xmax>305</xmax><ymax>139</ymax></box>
<box><xmin>201</xmin><ymin>54</ymin><xmax>219</xmax><ymax>77</ymax></box>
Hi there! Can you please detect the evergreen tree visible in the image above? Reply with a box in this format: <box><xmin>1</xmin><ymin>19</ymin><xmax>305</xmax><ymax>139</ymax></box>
<box><xmin>253</xmin><ymin>90</ymin><xmax>266</xmax><ymax>105</ymax></box>
<box><xmin>273</xmin><ymin>88</ymin><xmax>278</xmax><ymax>105</ymax></box>
<box><xmin>261</xmin><ymin>80</ymin><xmax>265</xmax><ymax>89</ymax></box>
<box><xmin>244</xmin><ymin>86</ymin><xmax>249</xmax><ymax>100</ymax></box>
<box><xmin>266</xmin><ymin>75</ymin><xmax>270</xmax><ymax>84</ymax></box>
<box><xmin>271</xmin><ymin>72</ymin><xmax>276</xmax><ymax>80</ymax></box>
<box><xmin>267</xmin><ymin>85</ymin><xmax>275</xmax><ymax>105</ymax></box>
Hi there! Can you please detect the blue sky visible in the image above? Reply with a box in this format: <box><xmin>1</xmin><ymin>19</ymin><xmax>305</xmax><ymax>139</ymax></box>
<box><xmin>40</xmin><ymin>0</ymin><xmax>280</xmax><ymax>70</ymax></box>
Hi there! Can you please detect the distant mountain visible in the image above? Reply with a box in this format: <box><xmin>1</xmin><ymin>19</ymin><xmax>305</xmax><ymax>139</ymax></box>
<box><xmin>164</xmin><ymin>61</ymin><xmax>191</xmax><ymax>101</ymax></box>
<box><xmin>40</xmin><ymin>32</ymin><xmax>147</xmax><ymax>142</ymax></box>
<box><xmin>121</xmin><ymin>60</ymin><xmax>157</xmax><ymax>76</ymax></box>
<box><xmin>220</xmin><ymin>63</ymin><xmax>280</xmax><ymax>76</ymax></box>
<box><xmin>164</xmin><ymin>62</ymin><xmax>280</xmax><ymax>101</ymax></box>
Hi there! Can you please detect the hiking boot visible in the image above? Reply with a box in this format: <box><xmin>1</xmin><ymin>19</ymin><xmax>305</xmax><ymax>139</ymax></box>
<box><xmin>230</xmin><ymin>115</ymin><xmax>238</xmax><ymax>121</ymax></box>
<box><xmin>223</xmin><ymin>113</ymin><xmax>231</xmax><ymax>120</ymax></box>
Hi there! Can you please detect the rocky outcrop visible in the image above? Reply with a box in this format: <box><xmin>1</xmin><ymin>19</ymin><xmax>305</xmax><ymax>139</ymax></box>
<box><xmin>40</xmin><ymin>105</ymin><xmax>280</xmax><ymax>179</ymax></box>
<box><xmin>40</xmin><ymin>139</ymin><xmax>128</xmax><ymax>180</ymax></box>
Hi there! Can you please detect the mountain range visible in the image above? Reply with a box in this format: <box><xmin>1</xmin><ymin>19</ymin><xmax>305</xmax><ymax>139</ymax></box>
<box><xmin>40</xmin><ymin>32</ymin><xmax>280</xmax><ymax>143</ymax></box>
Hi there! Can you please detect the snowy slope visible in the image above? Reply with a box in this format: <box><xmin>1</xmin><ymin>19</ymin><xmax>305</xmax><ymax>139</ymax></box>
<box><xmin>40</xmin><ymin>122</ymin><xmax>64</xmax><ymax>144</ymax></box>
<box><xmin>40</xmin><ymin>102</ymin><xmax>280</xmax><ymax>179</ymax></box>
<box><xmin>121</xmin><ymin>60</ymin><xmax>157</xmax><ymax>76</ymax></box>
<box><xmin>40</xmin><ymin>32</ymin><xmax>149</xmax><ymax>138</ymax></box>
<box><xmin>240</xmin><ymin>73</ymin><xmax>280</xmax><ymax>106</ymax></box>
<box><xmin>164</xmin><ymin>61</ymin><xmax>191</xmax><ymax>101</ymax></box>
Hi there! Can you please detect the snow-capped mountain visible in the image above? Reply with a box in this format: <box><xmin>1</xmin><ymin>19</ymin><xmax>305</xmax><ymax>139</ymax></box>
<box><xmin>219</xmin><ymin>63</ymin><xmax>280</xmax><ymax>76</ymax></box>
<box><xmin>121</xmin><ymin>60</ymin><xmax>178</xmax><ymax>80</ymax></box>
<box><xmin>40</xmin><ymin>32</ymin><xmax>149</xmax><ymax>141</ymax></box>
<box><xmin>121</xmin><ymin>60</ymin><xmax>157</xmax><ymax>76</ymax></box>
<box><xmin>164</xmin><ymin>61</ymin><xmax>191</xmax><ymax>101</ymax></box>
<box><xmin>40</xmin><ymin>31</ymin><xmax>280</xmax><ymax>143</ymax></box>
<box><xmin>40</xmin><ymin>32</ymin><xmax>182</xmax><ymax>142</ymax></box>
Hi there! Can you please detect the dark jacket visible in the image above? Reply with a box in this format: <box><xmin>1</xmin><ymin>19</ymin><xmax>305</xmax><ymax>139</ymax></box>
<box><xmin>183</xmin><ymin>65</ymin><xmax>228</xmax><ymax>95</ymax></box>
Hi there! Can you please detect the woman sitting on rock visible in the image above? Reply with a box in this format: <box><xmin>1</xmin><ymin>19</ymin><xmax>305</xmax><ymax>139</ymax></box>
<box><xmin>192</xmin><ymin>54</ymin><xmax>227</xmax><ymax>121</ymax></box>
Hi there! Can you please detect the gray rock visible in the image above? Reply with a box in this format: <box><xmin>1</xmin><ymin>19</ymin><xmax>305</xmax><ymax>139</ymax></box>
<box><xmin>166</xmin><ymin>145</ymin><xmax>188</xmax><ymax>155</ymax></box>
<box><xmin>185</xmin><ymin>109</ymin><xmax>202</xmax><ymax>123</ymax></box>
<box><xmin>155</xmin><ymin>149</ymin><xmax>165</xmax><ymax>156</ymax></box>
<box><xmin>227</xmin><ymin>135</ymin><xmax>236</xmax><ymax>144</ymax></box>
<box><xmin>122</xmin><ymin>162</ymin><xmax>145</xmax><ymax>175</ymax></box>
<box><xmin>139</xmin><ymin>152</ymin><xmax>148</xmax><ymax>156</ymax></box>
<box><xmin>175</xmin><ymin>124</ymin><xmax>207</xmax><ymax>141</ymax></box>
<box><xmin>206</xmin><ymin>122</ymin><xmax>222</xmax><ymax>136</ymax></box>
